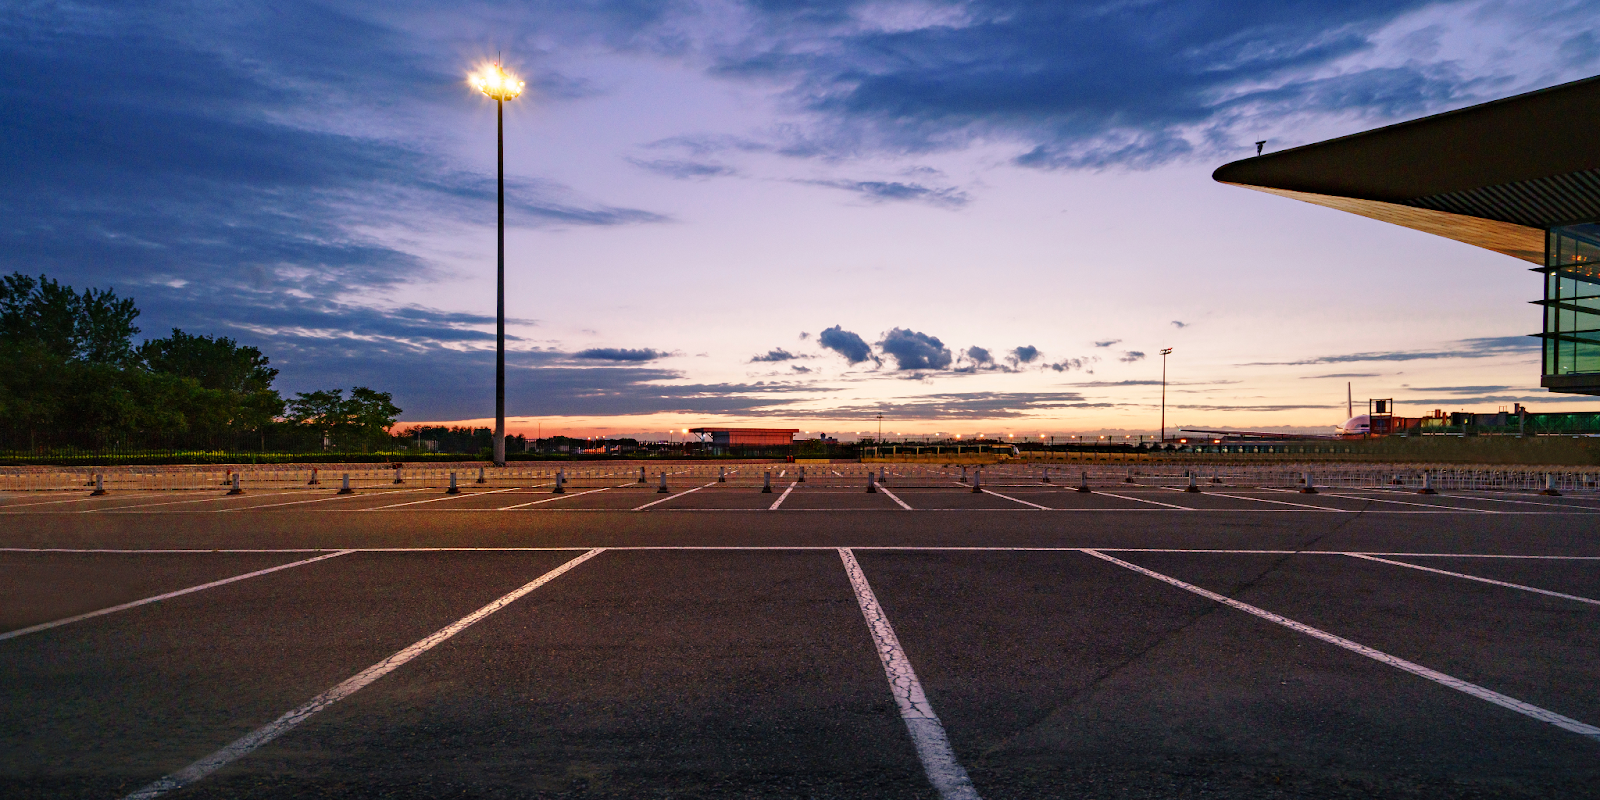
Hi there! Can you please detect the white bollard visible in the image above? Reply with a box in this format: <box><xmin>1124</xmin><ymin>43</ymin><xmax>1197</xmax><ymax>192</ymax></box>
<box><xmin>971</xmin><ymin>470</ymin><xmax>982</xmax><ymax>493</ymax></box>
<box><xmin>798</xmin><ymin>466</ymin><xmax>806</xmax><ymax>483</ymax></box>
<box><xmin>228</xmin><ymin>472</ymin><xmax>243</xmax><ymax>496</ymax></box>
<box><xmin>1541</xmin><ymin>473</ymin><xmax>1562</xmax><ymax>496</ymax></box>
<box><xmin>553</xmin><ymin>469</ymin><xmax>565</xmax><ymax>494</ymax></box>
<box><xmin>658</xmin><ymin>472</ymin><xmax>669</xmax><ymax>493</ymax></box>
<box><xmin>447</xmin><ymin>472</ymin><xmax>459</xmax><ymax>495</ymax></box>
<box><xmin>638</xmin><ymin>466</ymin><xmax>646</xmax><ymax>483</ymax></box>
<box><xmin>719</xmin><ymin>466</ymin><xmax>727</xmax><ymax>483</ymax></box>
<box><xmin>1185</xmin><ymin>472</ymin><xmax>1200</xmax><ymax>493</ymax></box>
<box><xmin>960</xmin><ymin>466</ymin><xmax>968</xmax><ymax>484</ymax></box>
<box><xmin>1077</xmin><ymin>470</ymin><xmax>1091</xmax><ymax>494</ymax></box>
<box><xmin>867</xmin><ymin>471</ymin><xmax>878</xmax><ymax>493</ymax></box>
<box><xmin>762</xmin><ymin>471</ymin><xmax>773</xmax><ymax>493</ymax></box>
<box><xmin>477</xmin><ymin>466</ymin><xmax>487</xmax><ymax>485</ymax></box>
<box><xmin>1418</xmin><ymin>472</ymin><xmax>1437</xmax><ymax>495</ymax></box>
<box><xmin>308</xmin><ymin>468</ymin><xmax>320</xmax><ymax>486</ymax></box>
<box><xmin>91</xmin><ymin>474</ymin><xmax>106</xmax><ymax>496</ymax></box>
<box><xmin>1300</xmin><ymin>471</ymin><xmax>1317</xmax><ymax>494</ymax></box>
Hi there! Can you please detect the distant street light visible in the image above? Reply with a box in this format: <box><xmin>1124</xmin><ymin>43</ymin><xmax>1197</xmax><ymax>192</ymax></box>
<box><xmin>1160</xmin><ymin>347</ymin><xmax>1173</xmax><ymax>443</ymax></box>
<box><xmin>470</xmin><ymin>61</ymin><xmax>525</xmax><ymax>467</ymax></box>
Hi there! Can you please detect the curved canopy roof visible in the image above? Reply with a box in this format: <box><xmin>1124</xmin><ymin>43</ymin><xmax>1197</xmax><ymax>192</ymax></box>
<box><xmin>1214</xmin><ymin>75</ymin><xmax>1600</xmax><ymax>264</ymax></box>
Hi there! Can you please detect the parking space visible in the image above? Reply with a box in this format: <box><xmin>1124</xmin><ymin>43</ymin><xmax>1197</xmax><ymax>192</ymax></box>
<box><xmin>0</xmin><ymin>550</ymin><xmax>579</xmax><ymax>800</ymax></box>
<box><xmin>649</xmin><ymin>485</ymin><xmax>793</xmax><ymax>510</ymax></box>
<box><xmin>774</xmin><ymin>487</ymin><xmax>907</xmax><ymax>511</ymax></box>
<box><xmin>1116</xmin><ymin>551</ymin><xmax>1600</xmax><ymax>728</ymax></box>
<box><xmin>858</xmin><ymin>549</ymin><xmax>1600</xmax><ymax>796</ymax></box>
<box><xmin>996</xmin><ymin>487</ymin><xmax>1184</xmax><ymax>511</ymax></box>
<box><xmin>891</xmin><ymin>488</ymin><xmax>1033</xmax><ymax>510</ymax></box>
<box><xmin>0</xmin><ymin>551</ymin><xmax>315</xmax><ymax>632</ymax></box>
<box><xmin>182</xmin><ymin>550</ymin><xmax>930</xmax><ymax>799</ymax></box>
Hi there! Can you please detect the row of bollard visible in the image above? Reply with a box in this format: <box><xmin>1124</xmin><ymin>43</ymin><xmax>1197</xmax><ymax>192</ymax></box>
<box><xmin>65</xmin><ymin>465</ymin><xmax>1577</xmax><ymax>498</ymax></box>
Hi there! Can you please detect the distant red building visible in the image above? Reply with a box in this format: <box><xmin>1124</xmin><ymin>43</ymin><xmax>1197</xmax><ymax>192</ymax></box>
<box><xmin>689</xmin><ymin>427</ymin><xmax>798</xmax><ymax>447</ymax></box>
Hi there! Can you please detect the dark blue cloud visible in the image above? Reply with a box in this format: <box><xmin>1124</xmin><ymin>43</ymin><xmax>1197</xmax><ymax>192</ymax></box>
<box><xmin>879</xmin><ymin>328</ymin><xmax>952</xmax><ymax>371</ymax></box>
<box><xmin>798</xmin><ymin>179</ymin><xmax>969</xmax><ymax>207</ymax></box>
<box><xmin>574</xmin><ymin>348</ymin><xmax>669</xmax><ymax>362</ymax></box>
<box><xmin>1010</xmin><ymin>345</ymin><xmax>1040</xmax><ymax>364</ymax></box>
<box><xmin>708</xmin><ymin>0</ymin><xmax>1484</xmax><ymax>168</ymax></box>
<box><xmin>818</xmin><ymin>324</ymin><xmax>877</xmax><ymax>364</ymax></box>
<box><xmin>1120</xmin><ymin>350</ymin><xmax>1147</xmax><ymax>363</ymax></box>
<box><xmin>628</xmin><ymin>157</ymin><xmax>739</xmax><ymax>179</ymax></box>
<box><xmin>751</xmin><ymin>348</ymin><xmax>803</xmax><ymax>362</ymax></box>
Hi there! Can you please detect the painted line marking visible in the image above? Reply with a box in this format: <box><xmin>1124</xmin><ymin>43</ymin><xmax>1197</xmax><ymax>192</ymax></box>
<box><xmin>981</xmin><ymin>489</ymin><xmax>1049</xmax><ymax>510</ymax></box>
<box><xmin>839</xmin><ymin>548</ymin><xmax>980</xmax><ymax>800</ymax></box>
<box><xmin>632</xmin><ymin>481</ymin><xmax>718</xmax><ymax>511</ymax></box>
<box><xmin>879</xmin><ymin>487</ymin><xmax>914</xmax><ymax>510</ymax></box>
<box><xmin>84</xmin><ymin>490</ymin><xmax>302</xmax><ymax>512</ymax></box>
<box><xmin>499</xmin><ymin>487</ymin><xmax>614</xmax><ymax>510</ymax></box>
<box><xmin>1095</xmin><ymin>491</ymin><xmax>1194</xmax><ymax>510</ymax></box>
<box><xmin>1377</xmin><ymin>489</ymin><xmax>1600</xmax><ymax>511</ymax></box>
<box><xmin>769</xmin><ymin>482</ymin><xmax>797</xmax><ymax>511</ymax></box>
<box><xmin>1204</xmin><ymin>491</ymin><xmax>1354</xmax><ymax>511</ymax></box>
<box><xmin>1345</xmin><ymin>553</ymin><xmax>1600</xmax><ymax>606</ymax></box>
<box><xmin>2</xmin><ymin>494</ymin><xmax>111</xmax><ymax>508</ymax></box>
<box><xmin>1082</xmin><ymin>548</ymin><xmax>1600</xmax><ymax>743</ymax></box>
<box><xmin>364</xmin><ymin>487</ymin><xmax>519</xmax><ymax>510</ymax></box>
<box><xmin>1320</xmin><ymin>492</ymin><xmax>1498</xmax><ymax>513</ymax></box>
<box><xmin>122</xmin><ymin>548</ymin><xmax>605</xmax><ymax>800</ymax></box>
<box><xmin>218</xmin><ymin>488</ymin><xmax>428</xmax><ymax>511</ymax></box>
<box><xmin>0</xmin><ymin>550</ymin><xmax>354</xmax><ymax>642</ymax></box>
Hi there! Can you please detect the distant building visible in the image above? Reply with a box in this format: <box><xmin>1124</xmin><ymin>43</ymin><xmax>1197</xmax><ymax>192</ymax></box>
<box><xmin>1215</xmin><ymin>75</ymin><xmax>1600</xmax><ymax>396</ymax></box>
<box><xmin>689</xmin><ymin>427</ymin><xmax>799</xmax><ymax>447</ymax></box>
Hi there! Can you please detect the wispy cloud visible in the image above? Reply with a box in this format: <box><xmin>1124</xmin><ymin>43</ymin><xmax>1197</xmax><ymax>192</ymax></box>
<box><xmin>1246</xmin><ymin>336</ymin><xmax>1539</xmax><ymax>366</ymax></box>
<box><xmin>573</xmin><ymin>348</ymin><xmax>669</xmax><ymax>362</ymax></box>
<box><xmin>628</xmin><ymin>157</ymin><xmax>738</xmax><ymax>179</ymax></box>
<box><xmin>795</xmin><ymin>179</ymin><xmax>969</xmax><ymax>208</ymax></box>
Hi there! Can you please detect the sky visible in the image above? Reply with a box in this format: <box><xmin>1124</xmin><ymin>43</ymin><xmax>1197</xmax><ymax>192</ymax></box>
<box><xmin>5</xmin><ymin>0</ymin><xmax>1600</xmax><ymax>440</ymax></box>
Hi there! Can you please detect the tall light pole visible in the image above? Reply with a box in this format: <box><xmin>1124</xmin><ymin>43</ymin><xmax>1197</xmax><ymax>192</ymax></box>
<box><xmin>471</xmin><ymin>63</ymin><xmax>524</xmax><ymax>466</ymax></box>
<box><xmin>1159</xmin><ymin>347</ymin><xmax>1173</xmax><ymax>443</ymax></box>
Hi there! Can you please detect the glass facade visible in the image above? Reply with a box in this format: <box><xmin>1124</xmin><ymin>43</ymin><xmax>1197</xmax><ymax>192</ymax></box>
<box><xmin>1540</xmin><ymin>223</ymin><xmax>1600</xmax><ymax>384</ymax></box>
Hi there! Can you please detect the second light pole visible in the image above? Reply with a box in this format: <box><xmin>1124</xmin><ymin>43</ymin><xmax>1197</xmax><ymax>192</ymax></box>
<box><xmin>471</xmin><ymin>63</ymin><xmax>525</xmax><ymax>466</ymax></box>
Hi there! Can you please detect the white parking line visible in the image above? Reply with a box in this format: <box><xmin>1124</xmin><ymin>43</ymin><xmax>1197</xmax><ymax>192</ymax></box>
<box><xmin>0</xmin><ymin>550</ymin><xmax>354</xmax><ymax>642</ymax></box>
<box><xmin>84</xmin><ymin>490</ymin><xmax>302</xmax><ymax>512</ymax></box>
<box><xmin>218</xmin><ymin>488</ymin><xmax>428</xmax><ymax>511</ymax></box>
<box><xmin>1381</xmin><ymin>490</ymin><xmax>1600</xmax><ymax>511</ymax></box>
<box><xmin>1083</xmin><ymin>548</ymin><xmax>1600</xmax><ymax>743</ymax></box>
<box><xmin>839</xmin><ymin>548</ymin><xmax>980</xmax><ymax>800</ymax></box>
<box><xmin>3</xmin><ymin>494</ymin><xmax>109</xmax><ymax>508</ymax></box>
<box><xmin>122</xmin><ymin>548</ymin><xmax>605</xmax><ymax>800</ymax></box>
<box><xmin>981</xmin><ymin>489</ymin><xmax>1049</xmax><ymax>510</ymax></box>
<box><xmin>879</xmin><ymin>487</ymin><xmax>914</xmax><ymax>510</ymax></box>
<box><xmin>1320</xmin><ymin>492</ymin><xmax>1498</xmax><ymax>513</ymax></box>
<box><xmin>499</xmin><ymin>487</ymin><xmax>613</xmax><ymax>510</ymax></box>
<box><xmin>1345</xmin><ymin>553</ymin><xmax>1600</xmax><ymax>606</ymax></box>
<box><xmin>633</xmin><ymin>481</ymin><xmax>718</xmax><ymax>511</ymax></box>
<box><xmin>1095</xmin><ymin>491</ymin><xmax>1194</xmax><ymax>510</ymax></box>
<box><xmin>769</xmin><ymin>482</ymin><xmax>797</xmax><ymax>511</ymax></box>
<box><xmin>1205</xmin><ymin>491</ymin><xmax>1353</xmax><ymax>511</ymax></box>
<box><xmin>364</xmin><ymin>487</ymin><xmax>519</xmax><ymax>510</ymax></box>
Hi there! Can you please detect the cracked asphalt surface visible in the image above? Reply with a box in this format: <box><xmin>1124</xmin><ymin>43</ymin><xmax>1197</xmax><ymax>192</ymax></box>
<box><xmin>2</xmin><ymin>483</ymin><xmax>1598</xmax><ymax>799</ymax></box>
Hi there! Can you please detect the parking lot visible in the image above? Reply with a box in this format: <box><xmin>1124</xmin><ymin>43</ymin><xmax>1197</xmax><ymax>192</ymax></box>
<box><xmin>3</xmin><ymin>468</ymin><xmax>1599</xmax><ymax>798</ymax></box>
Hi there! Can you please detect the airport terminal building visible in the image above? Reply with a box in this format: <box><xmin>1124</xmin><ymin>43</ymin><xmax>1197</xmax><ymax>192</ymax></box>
<box><xmin>1214</xmin><ymin>75</ymin><xmax>1600</xmax><ymax>396</ymax></box>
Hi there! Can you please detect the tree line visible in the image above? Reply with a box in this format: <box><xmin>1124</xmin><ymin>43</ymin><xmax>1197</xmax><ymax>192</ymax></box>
<box><xmin>0</xmin><ymin>273</ymin><xmax>400</xmax><ymax>452</ymax></box>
